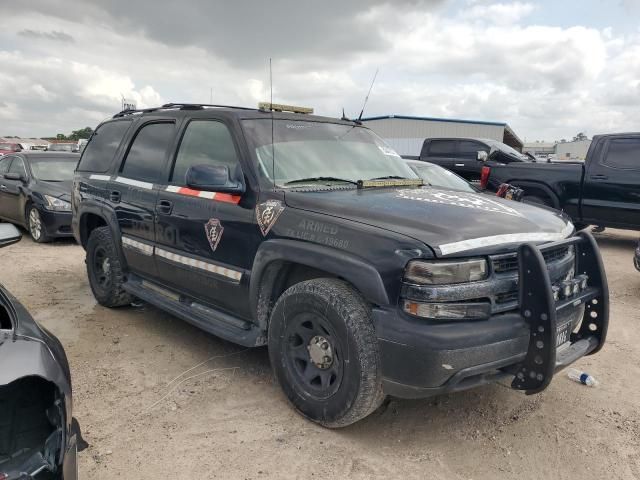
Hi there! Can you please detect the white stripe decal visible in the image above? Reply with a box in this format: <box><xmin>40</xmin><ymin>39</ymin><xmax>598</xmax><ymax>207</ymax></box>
<box><xmin>437</xmin><ymin>222</ymin><xmax>575</xmax><ymax>256</ymax></box>
<box><xmin>89</xmin><ymin>174</ymin><xmax>111</xmax><ymax>181</ymax></box>
<box><xmin>122</xmin><ymin>236</ymin><xmax>154</xmax><ymax>256</ymax></box>
<box><xmin>155</xmin><ymin>248</ymin><xmax>242</xmax><ymax>282</ymax></box>
<box><xmin>115</xmin><ymin>176</ymin><xmax>154</xmax><ymax>190</ymax></box>
<box><xmin>165</xmin><ymin>185</ymin><xmax>181</xmax><ymax>193</ymax></box>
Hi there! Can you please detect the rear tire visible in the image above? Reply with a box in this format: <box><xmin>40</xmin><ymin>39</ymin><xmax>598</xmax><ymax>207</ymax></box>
<box><xmin>268</xmin><ymin>278</ymin><xmax>385</xmax><ymax>428</ymax></box>
<box><xmin>86</xmin><ymin>226</ymin><xmax>133</xmax><ymax>307</ymax></box>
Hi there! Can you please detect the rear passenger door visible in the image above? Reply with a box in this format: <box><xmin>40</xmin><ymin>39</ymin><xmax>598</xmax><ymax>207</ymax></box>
<box><xmin>154</xmin><ymin>118</ymin><xmax>258</xmax><ymax>319</ymax></box>
<box><xmin>582</xmin><ymin>136</ymin><xmax>640</xmax><ymax>228</ymax></box>
<box><xmin>421</xmin><ymin>139</ymin><xmax>457</xmax><ymax>171</ymax></box>
<box><xmin>112</xmin><ymin>120</ymin><xmax>176</xmax><ymax>279</ymax></box>
<box><xmin>0</xmin><ymin>156</ymin><xmax>15</xmax><ymax>220</ymax></box>
<box><xmin>454</xmin><ymin>140</ymin><xmax>489</xmax><ymax>182</ymax></box>
<box><xmin>1</xmin><ymin>156</ymin><xmax>28</xmax><ymax>223</ymax></box>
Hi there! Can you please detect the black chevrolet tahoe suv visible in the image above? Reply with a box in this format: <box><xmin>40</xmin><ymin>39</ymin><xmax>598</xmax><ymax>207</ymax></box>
<box><xmin>481</xmin><ymin>133</ymin><xmax>640</xmax><ymax>230</ymax></box>
<box><xmin>72</xmin><ymin>103</ymin><xmax>609</xmax><ymax>427</ymax></box>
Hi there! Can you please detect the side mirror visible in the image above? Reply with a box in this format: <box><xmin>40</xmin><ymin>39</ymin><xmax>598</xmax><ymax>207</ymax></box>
<box><xmin>186</xmin><ymin>164</ymin><xmax>245</xmax><ymax>194</ymax></box>
<box><xmin>4</xmin><ymin>172</ymin><xmax>25</xmax><ymax>182</ymax></box>
<box><xmin>0</xmin><ymin>223</ymin><xmax>21</xmax><ymax>248</ymax></box>
<box><xmin>477</xmin><ymin>150</ymin><xmax>488</xmax><ymax>162</ymax></box>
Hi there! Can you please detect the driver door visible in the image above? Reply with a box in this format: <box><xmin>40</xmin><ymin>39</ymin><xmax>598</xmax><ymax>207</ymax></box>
<box><xmin>154</xmin><ymin>118</ymin><xmax>259</xmax><ymax>319</ymax></box>
<box><xmin>0</xmin><ymin>156</ymin><xmax>28</xmax><ymax>222</ymax></box>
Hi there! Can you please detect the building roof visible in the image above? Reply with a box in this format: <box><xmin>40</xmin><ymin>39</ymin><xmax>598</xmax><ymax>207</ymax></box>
<box><xmin>360</xmin><ymin>114</ymin><xmax>507</xmax><ymax>127</ymax></box>
<box><xmin>361</xmin><ymin>114</ymin><xmax>523</xmax><ymax>149</ymax></box>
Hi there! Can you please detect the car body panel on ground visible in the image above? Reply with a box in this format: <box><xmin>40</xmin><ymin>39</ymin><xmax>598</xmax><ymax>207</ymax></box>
<box><xmin>0</xmin><ymin>223</ymin><xmax>81</xmax><ymax>479</ymax></box>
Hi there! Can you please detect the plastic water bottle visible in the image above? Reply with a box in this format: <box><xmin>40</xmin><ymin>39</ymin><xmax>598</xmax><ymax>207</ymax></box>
<box><xmin>567</xmin><ymin>368</ymin><xmax>598</xmax><ymax>387</ymax></box>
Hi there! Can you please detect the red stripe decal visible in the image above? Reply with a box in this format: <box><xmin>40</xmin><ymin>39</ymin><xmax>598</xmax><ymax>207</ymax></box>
<box><xmin>214</xmin><ymin>193</ymin><xmax>242</xmax><ymax>204</ymax></box>
<box><xmin>178</xmin><ymin>187</ymin><xmax>202</xmax><ymax>196</ymax></box>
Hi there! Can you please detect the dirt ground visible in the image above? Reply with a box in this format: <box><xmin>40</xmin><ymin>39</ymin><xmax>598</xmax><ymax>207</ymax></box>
<box><xmin>1</xmin><ymin>228</ymin><xmax>639</xmax><ymax>479</ymax></box>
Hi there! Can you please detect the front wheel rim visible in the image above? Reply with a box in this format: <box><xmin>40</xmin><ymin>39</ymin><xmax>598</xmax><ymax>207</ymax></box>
<box><xmin>29</xmin><ymin>208</ymin><xmax>42</xmax><ymax>240</ymax></box>
<box><xmin>283</xmin><ymin>312</ymin><xmax>344</xmax><ymax>399</ymax></box>
<box><xmin>92</xmin><ymin>246</ymin><xmax>112</xmax><ymax>289</ymax></box>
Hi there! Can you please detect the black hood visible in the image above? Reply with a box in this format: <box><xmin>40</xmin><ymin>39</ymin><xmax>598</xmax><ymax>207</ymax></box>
<box><xmin>34</xmin><ymin>180</ymin><xmax>72</xmax><ymax>202</ymax></box>
<box><xmin>284</xmin><ymin>186</ymin><xmax>573</xmax><ymax>257</ymax></box>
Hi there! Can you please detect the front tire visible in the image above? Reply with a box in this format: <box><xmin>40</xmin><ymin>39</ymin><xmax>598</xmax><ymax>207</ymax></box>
<box><xmin>86</xmin><ymin>226</ymin><xmax>133</xmax><ymax>307</ymax></box>
<box><xmin>27</xmin><ymin>206</ymin><xmax>50</xmax><ymax>243</ymax></box>
<box><xmin>268</xmin><ymin>279</ymin><xmax>384</xmax><ymax>428</ymax></box>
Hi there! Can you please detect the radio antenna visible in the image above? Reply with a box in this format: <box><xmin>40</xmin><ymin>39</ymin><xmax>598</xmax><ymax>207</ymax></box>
<box><xmin>357</xmin><ymin>68</ymin><xmax>379</xmax><ymax>122</ymax></box>
<box><xmin>270</xmin><ymin>58</ymin><xmax>276</xmax><ymax>188</ymax></box>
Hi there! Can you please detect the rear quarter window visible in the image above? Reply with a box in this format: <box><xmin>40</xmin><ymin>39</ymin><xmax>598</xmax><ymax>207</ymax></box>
<box><xmin>77</xmin><ymin>120</ymin><xmax>131</xmax><ymax>173</ymax></box>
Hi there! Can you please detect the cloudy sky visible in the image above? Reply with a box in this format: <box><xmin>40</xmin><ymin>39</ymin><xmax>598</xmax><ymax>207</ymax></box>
<box><xmin>1</xmin><ymin>0</ymin><xmax>639</xmax><ymax>142</ymax></box>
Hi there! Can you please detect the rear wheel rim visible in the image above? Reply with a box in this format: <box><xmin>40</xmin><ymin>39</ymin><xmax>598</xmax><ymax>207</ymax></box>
<box><xmin>29</xmin><ymin>208</ymin><xmax>42</xmax><ymax>240</ymax></box>
<box><xmin>92</xmin><ymin>246</ymin><xmax>112</xmax><ymax>289</ymax></box>
<box><xmin>283</xmin><ymin>312</ymin><xmax>344</xmax><ymax>400</ymax></box>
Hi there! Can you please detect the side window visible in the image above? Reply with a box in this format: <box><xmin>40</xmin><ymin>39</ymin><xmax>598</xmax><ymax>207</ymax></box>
<box><xmin>171</xmin><ymin>120</ymin><xmax>240</xmax><ymax>184</ymax></box>
<box><xmin>7</xmin><ymin>157</ymin><xmax>26</xmax><ymax>177</ymax></box>
<box><xmin>427</xmin><ymin>140</ymin><xmax>456</xmax><ymax>157</ymax></box>
<box><xmin>457</xmin><ymin>141</ymin><xmax>487</xmax><ymax>159</ymax></box>
<box><xmin>120</xmin><ymin>122</ymin><xmax>174</xmax><ymax>182</ymax></box>
<box><xmin>78</xmin><ymin>120</ymin><xmax>131</xmax><ymax>172</ymax></box>
<box><xmin>0</xmin><ymin>157</ymin><xmax>13</xmax><ymax>175</ymax></box>
<box><xmin>604</xmin><ymin>138</ymin><xmax>640</xmax><ymax>170</ymax></box>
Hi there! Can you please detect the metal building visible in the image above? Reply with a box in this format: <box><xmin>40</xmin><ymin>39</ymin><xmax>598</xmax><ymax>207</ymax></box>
<box><xmin>361</xmin><ymin>115</ymin><xmax>524</xmax><ymax>156</ymax></box>
<box><xmin>555</xmin><ymin>139</ymin><xmax>591</xmax><ymax>161</ymax></box>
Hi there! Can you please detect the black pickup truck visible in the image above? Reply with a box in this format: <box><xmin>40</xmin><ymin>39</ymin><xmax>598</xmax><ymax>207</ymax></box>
<box><xmin>481</xmin><ymin>133</ymin><xmax>640</xmax><ymax>230</ymax></box>
<box><xmin>404</xmin><ymin>137</ymin><xmax>530</xmax><ymax>183</ymax></box>
<box><xmin>72</xmin><ymin>103</ymin><xmax>608</xmax><ymax>427</ymax></box>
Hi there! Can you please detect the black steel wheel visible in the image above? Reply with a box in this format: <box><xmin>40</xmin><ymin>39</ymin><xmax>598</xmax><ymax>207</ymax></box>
<box><xmin>86</xmin><ymin>226</ymin><xmax>133</xmax><ymax>307</ymax></box>
<box><xmin>268</xmin><ymin>278</ymin><xmax>384</xmax><ymax>428</ymax></box>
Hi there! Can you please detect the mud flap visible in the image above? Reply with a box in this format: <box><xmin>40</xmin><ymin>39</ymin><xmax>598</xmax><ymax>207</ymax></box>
<box><xmin>511</xmin><ymin>231</ymin><xmax>608</xmax><ymax>394</ymax></box>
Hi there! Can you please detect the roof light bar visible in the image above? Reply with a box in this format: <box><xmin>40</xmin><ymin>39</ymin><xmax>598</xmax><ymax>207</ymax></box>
<box><xmin>258</xmin><ymin>102</ymin><xmax>313</xmax><ymax>114</ymax></box>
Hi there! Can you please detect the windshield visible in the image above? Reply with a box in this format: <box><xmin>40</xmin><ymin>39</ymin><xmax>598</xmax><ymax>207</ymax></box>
<box><xmin>407</xmin><ymin>161</ymin><xmax>476</xmax><ymax>192</ymax></box>
<box><xmin>484</xmin><ymin>140</ymin><xmax>528</xmax><ymax>160</ymax></box>
<box><xmin>29</xmin><ymin>159</ymin><xmax>77</xmax><ymax>181</ymax></box>
<box><xmin>48</xmin><ymin>144</ymin><xmax>74</xmax><ymax>152</ymax></box>
<box><xmin>242</xmin><ymin>119</ymin><xmax>418</xmax><ymax>186</ymax></box>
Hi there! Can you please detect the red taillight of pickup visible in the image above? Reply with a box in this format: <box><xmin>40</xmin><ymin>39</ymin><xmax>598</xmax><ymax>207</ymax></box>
<box><xmin>480</xmin><ymin>165</ymin><xmax>491</xmax><ymax>190</ymax></box>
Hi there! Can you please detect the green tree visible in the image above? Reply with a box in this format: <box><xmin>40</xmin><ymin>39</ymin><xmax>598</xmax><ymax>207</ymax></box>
<box><xmin>69</xmin><ymin>127</ymin><xmax>94</xmax><ymax>141</ymax></box>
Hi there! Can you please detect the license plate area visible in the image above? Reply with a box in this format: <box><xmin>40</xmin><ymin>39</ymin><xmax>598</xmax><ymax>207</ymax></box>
<box><xmin>556</xmin><ymin>321</ymin><xmax>572</xmax><ymax>348</ymax></box>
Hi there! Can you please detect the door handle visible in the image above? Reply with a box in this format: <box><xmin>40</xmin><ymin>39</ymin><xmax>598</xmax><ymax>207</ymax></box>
<box><xmin>110</xmin><ymin>190</ymin><xmax>121</xmax><ymax>202</ymax></box>
<box><xmin>156</xmin><ymin>199</ymin><xmax>173</xmax><ymax>215</ymax></box>
<box><xmin>455</xmin><ymin>163</ymin><xmax>465</xmax><ymax>167</ymax></box>
<box><xmin>590</xmin><ymin>174</ymin><xmax>608</xmax><ymax>180</ymax></box>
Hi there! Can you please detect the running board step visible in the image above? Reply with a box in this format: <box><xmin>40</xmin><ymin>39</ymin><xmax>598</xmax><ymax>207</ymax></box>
<box><xmin>123</xmin><ymin>275</ymin><xmax>264</xmax><ymax>347</ymax></box>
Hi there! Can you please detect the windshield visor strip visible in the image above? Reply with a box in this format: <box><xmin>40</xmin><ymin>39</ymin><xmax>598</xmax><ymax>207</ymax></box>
<box><xmin>164</xmin><ymin>185</ymin><xmax>241</xmax><ymax>205</ymax></box>
<box><xmin>437</xmin><ymin>222</ymin><xmax>575</xmax><ymax>256</ymax></box>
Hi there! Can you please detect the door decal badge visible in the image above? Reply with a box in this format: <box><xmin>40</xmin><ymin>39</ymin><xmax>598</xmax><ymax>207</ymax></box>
<box><xmin>204</xmin><ymin>218</ymin><xmax>224</xmax><ymax>252</ymax></box>
<box><xmin>256</xmin><ymin>199</ymin><xmax>285</xmax><ymax>236</ymax></box>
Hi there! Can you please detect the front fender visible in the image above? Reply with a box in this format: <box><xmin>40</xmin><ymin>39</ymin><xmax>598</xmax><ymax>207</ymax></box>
<box><xmin>250</xmin><ymin>239</ymin><xmax>390</xmax><ymax>327</ymax></box>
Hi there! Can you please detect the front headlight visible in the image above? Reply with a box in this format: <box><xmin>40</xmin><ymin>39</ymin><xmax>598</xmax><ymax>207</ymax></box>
<box><xmin>43</xmin><ymin>194</ymin><xmax>71</xmax><ymax>211</ymax></box>
<box><xmin>404</xmin><ymin>258</ymin><xmax>488</xmax><ymax>285</ymax></box>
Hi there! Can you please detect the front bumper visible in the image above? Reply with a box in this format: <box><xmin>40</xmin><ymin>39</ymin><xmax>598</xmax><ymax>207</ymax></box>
<box><xmin>39</xmin><ymin>208</ymin><xmax>73</xmax><ymax>238</ymax></box>
<box><xmin>375</xmin><ymin>231</ymin><xmax>609</xmax><ymax>399</ymax></box>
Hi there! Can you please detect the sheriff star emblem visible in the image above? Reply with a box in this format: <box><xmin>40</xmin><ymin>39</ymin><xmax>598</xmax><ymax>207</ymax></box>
<box><xmin>204</xmin><ymin>218</ymin><xmax>224</xmax><ymax>252</ymax></box>
<box><xmin>256</xmin><ymin>199</ymin><xmax>285</xmax><ymax>236</ymax></box>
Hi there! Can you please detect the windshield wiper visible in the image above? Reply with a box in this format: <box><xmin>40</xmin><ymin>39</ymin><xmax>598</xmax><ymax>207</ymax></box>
<box><xmin>284</xmin><ymin>177</ymin><xmax>358</xmax><ymax>186</ymax></box>
<box><xmin>368</xmin><ymin>175</ymin><xmax>415</xmax><ymax>181</ymax></box>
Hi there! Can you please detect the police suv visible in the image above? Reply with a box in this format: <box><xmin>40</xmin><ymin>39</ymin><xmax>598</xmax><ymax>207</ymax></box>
<box><xmin>72</xmin><ymin>103</ymin><xmax>609</xmax><ymax>427</ymax></box>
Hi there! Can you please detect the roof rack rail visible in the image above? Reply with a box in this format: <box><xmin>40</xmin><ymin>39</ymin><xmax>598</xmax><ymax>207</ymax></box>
<box><xmin>112</xmin><ymin>103</ymin><xmax>257</xmax><ymax>119</ymax></box>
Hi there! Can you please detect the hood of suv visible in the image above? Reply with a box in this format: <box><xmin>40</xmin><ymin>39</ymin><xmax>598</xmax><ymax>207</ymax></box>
<box><xmin>284</xmin><ymin>186</ymin><xmax>573</xmax><ymax>257</ymax></box>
